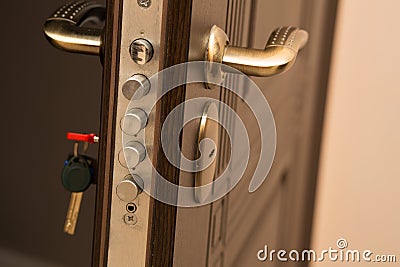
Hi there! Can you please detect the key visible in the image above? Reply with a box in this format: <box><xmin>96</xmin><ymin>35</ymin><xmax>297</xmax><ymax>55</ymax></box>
<box><xmin>64</xmin><ymin>192</ymin><xmax>83</xmax><ymax>235</ymax></box>
<box><xmin>62</xmin><ymin>155</ymin><xmax>92</xmax><ymax>235</ymax></box>
<box><xmin>67</xmin><ymin>132</ymin><xmax>99</xmax><ymax>144</ymax></box>
<box><xmin>61</xmin><ymin>133</ymin><xmax>98</xmax><ymax>235</ymax></box>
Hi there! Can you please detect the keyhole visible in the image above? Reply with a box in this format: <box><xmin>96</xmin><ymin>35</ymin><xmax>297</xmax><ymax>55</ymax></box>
<box><xmin>209</xmin><ymin>149</ymin><xmax>215</xmax><ymax>158</ymax></box>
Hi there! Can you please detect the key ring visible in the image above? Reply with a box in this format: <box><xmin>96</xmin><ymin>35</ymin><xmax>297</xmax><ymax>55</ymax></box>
<box><xmin>73</xmin><ymin>142</ymin><xmax>89</xmax><ymax>157</ymax></box>
<box><xmin>67</xmin><ymin>132</ymin><xmax>99</xmax><ymax>157</ymax></box>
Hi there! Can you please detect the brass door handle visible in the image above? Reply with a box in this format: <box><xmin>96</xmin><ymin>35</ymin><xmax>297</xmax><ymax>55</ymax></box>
<box><xmin>44</xmin><ymin>0</ymin><xmax>105</xmax><ymax>55</ymax></box>
<box><xmin>206</xmin><ymin>25</ymin><xmax>309</xmax><ymax>77</ymax></box>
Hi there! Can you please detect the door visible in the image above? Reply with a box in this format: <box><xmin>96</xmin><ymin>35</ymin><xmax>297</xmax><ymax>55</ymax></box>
<box><xmin>43</xmin><ymin>0</ymin><xmax>337</xmax><ymax>266</ymax></box>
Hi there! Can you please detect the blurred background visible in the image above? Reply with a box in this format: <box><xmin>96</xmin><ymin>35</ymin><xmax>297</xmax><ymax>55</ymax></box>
<box><xmin>0</xmin><ymin>0</ymin><xmax>103</xmax><ymax>266</ymax></box>
<box><xmin>0</xmin><ymin>0</ymin><xmax>399</xmax><ymax>266</ymax></box>
<box><xmin>311</xmin><ymin>0</ymin><xmax>400</xmax><ymax>265</ymax></box>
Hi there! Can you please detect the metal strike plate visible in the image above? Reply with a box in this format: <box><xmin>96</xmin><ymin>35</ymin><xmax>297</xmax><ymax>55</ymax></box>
<box><xmin>106</xmin><ymin>0</ymin><xmax>163</xmax><ymax>266</ymax></box>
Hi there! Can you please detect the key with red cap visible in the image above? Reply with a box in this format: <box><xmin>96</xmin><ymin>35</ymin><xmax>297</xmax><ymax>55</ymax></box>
<box><xmin>67</xmin><ymin>132</ymin><xmax>99</xmax><ymax>144</ymax></box>
<box><xmin>63</xmin><ymin>132</ymin><xmax>99</xmax><ymax>235</ymax></box>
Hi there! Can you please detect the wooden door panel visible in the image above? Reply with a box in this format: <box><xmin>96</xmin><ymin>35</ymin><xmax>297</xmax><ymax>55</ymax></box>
<box><xmin>173</xmin><ymin>1</ymin><xmax>337</xmax><ymax>266</ymax></box>
<box><xmin>93</xmin><ymin>0</ymin><xmax>338</xmax><ymax>266</ymax></box>
<box><xmin>32</xmin><ymin>0</ymin><xmax>337</xmax><ymax>266</ymax></box>
<box><xmin>225</xmin><ymin>190</ymin><xmax>283</xmax><ymax>267</ymax></box>
<box><xmin>172</xmin><ymin>1</ymin><xmax>228</xmax><ymax>266</ymax></box>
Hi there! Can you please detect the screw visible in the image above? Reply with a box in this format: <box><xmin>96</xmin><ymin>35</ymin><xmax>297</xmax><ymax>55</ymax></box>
<box><xmin>123</xmin><ymin>213</ymin><xmax>138</xmax><ymax>225</ymax></box>
<box><xmin>137</xmin><ymin>0</ymin><xmax>151</xmax><ymax>8</ymax></box>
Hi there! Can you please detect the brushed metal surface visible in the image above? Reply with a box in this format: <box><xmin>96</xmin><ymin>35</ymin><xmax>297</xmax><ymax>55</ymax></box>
<box><xmin>121</xmin><ymin>108</ymin><xmax>148</xmax><ymax>136</ymax></box>
<box><xmin>106</xmin><ymin>0</ymin><xmax>164</xmax><ymax>265</ymax></box>
<box><xmin>44</xmin><ymin>0</ymin><xmax>104</xmax><ymax>55</ymax></box>
<box><xmin>121</xmin><ymin>75</ymin><xmax>151</xmax><ymax>100</ymax></box>
<box><xmin>206</xmin><ymin>25</ymin><xmax>309</xmax><ymax>77</ymax></box>
<box><xmin>118</xmin><ymin>141</ymin><xmax>146</xmax><ymax>169</ymax></box>
<box><xmin>116</xmin><ymin>175</ymin><xmax>144</xmax><ymax>202</ymax></box>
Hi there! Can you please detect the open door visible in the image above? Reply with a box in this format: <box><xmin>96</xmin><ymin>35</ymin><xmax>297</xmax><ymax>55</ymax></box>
<box><xmin>43</xmin><ymin>0</ymin><xmax>337</xmax><ymax>266</ymax></box>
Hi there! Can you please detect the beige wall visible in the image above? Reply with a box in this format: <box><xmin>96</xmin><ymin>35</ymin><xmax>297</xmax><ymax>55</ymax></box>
<box><xmin>311</xmin><ymin>0</ymin><xmax>400</xmax><ymax>266</ymax></box>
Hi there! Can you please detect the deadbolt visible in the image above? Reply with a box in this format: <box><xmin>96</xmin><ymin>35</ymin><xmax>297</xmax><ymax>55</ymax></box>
<box><xmin>122</xmin><ymin>74</ymin><xmax>151</xmax><ymax>100</ymax></box>
<box><xmin>118</xmin><ymin>141</ymin><xmax>146</xmax><ymax>169</ymax></box>
<box><xmin>116</xmin><ymin>175</ymin><xmax>144</xmax><ymax>202</ymax></box>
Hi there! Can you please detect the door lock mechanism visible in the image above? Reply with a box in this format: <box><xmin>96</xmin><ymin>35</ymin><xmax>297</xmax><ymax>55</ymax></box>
<box><xmin>43</xmin><ymin>2</ymin><xmax>308</xmax><ymax>78</ymax></box>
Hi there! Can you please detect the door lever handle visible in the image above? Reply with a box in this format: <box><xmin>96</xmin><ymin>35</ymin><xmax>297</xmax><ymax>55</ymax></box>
<box><xmin>206</xmin><ymin>25</ymin><xmax>309</xmax><ymax>77</ymax></box>
<box><xmin>44</xmin><ymin>0</ymin><xmax>105</xmax><ymax>55</ymax></box>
